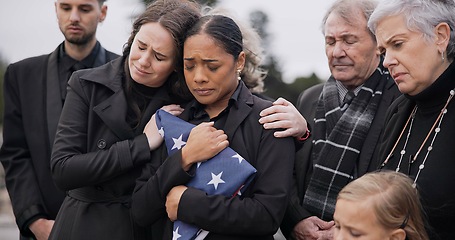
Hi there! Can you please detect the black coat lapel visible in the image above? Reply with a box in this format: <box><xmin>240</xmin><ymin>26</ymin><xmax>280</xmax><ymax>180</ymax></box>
<box><xmin>93</xmin><ymin>77</ymin><xmax>172</xmax><ymax>140</ymax></box>
<box><xmin>93</xmin><ymin>90</ymin><xmax>135</xmax><ymax>140</ymax></box>
<box><xmin>223</xmin><ymin>83</ymin><xmax>253</xmax><ymax>140</ymax></box>
<box><xmin>46</xmin><ymin>48</ymin><xmax>63</xmax><ymax>147</ymax></box>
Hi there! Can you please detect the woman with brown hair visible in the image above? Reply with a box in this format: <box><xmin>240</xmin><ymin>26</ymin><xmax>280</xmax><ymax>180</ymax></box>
<box><xmin>49</xmin><ymin>1</ymin><xmax>200</xmax><ymax>239</ymax></box>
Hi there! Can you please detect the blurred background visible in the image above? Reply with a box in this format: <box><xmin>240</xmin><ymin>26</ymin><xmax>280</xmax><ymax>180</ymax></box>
<box><xmin>0</xmin><ymin>0</ymin><xmax>342</xmax><ymax>238</ymax></box>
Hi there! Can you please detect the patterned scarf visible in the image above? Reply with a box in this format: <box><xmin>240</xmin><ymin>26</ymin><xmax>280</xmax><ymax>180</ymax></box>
<box><xmin>302</xmin><ymin>67</ymin><xmax>388</xmax><ymax>221</ymax></box>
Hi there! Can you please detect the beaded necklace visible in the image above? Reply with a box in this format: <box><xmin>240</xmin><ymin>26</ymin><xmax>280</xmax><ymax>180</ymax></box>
<box><xmin>381</xmin><ymin>88</ymin><xmax>455</xmax><ymax>188</ymax></box>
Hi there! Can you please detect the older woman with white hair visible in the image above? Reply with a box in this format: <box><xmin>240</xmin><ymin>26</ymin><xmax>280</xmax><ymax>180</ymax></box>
<box><xmin>368</xmin><ymin>0</ymin><xmax>455</xmax><ymax>239</ymax></box>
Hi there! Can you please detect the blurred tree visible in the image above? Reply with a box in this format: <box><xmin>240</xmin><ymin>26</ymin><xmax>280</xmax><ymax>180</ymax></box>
<box><xmin>248</xmin><ymin>10</ymin><xmax>322</xmax><ymax>104</ymax></box>
<box><xmin>249</xmin><ymin>11</ymin><xmax>270</xmax><ymax>50</ymax></box>
<box><xmin>288</xmin><ymin>73</ymin><xmax>323</xmax><ymax>103</ymax></box>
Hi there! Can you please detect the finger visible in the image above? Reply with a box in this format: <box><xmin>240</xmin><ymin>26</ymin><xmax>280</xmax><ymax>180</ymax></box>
<box><xmin>214</xmin><ymin>133</ymin><xmax>228</xmax><ymax>144</ymax></box>
<box><xmin>273</xmin><ymin>129</ymin><xmax>297</xmax><ymax>138</ymax></box>
<box><xmin>263</xmin><ymin>120</ymin><xmax>292</xmax><ymax>130</ymax></box>
<box><xmin>259</xmin><ymin>104</ymin><xmax>281</xmax><ymax>117</ymax></box>
<box><xmin>198</xmin><ymin>121</ymin><xmax>215</xmax><ymax>127</ymax></box>
<box><xmin>259</xmin><ymin>111</ymin><xmax>288</xmax><ymax>124</ymax></box>
<box><xmin>217</xmin><ymin>139</ymin><xmax>229</xmax><ymax>149</ymax></box>
<box><xmin>192</xmin><ymin>122</ymin><xmax>215</xmax><ymax>132</ymax></box>
<box><xmin>166</xmin><ymin>110</ymin><xmax>183</xmax><ymax>116</ymax></box>
<box><xmin>161</xmin><ymin>104</ymin><xmax>183</xmax><ymax>112</ymax></box>
<box><xmin>269</xmin><ymin>105</ymin><xmax>289</xmax><ymax>114</ymax></box>
<box><xmin>323</xmin><ymin>220</ymin><xmax>335</xmax><ymax>229</ymax></box>
<box><xmin>316</xmin><ymin>219</ymin><xmax>333</xmax><ymax>230</ymax></box>
<box><xmin>213</xmin><ymin>129</ymin><xmax>226</xmax><ymax>135</ymax></box>
<box><xmin>272</xmin><ymin>97</ymin><xmax>290</xmax><ymax>106</ymax></box>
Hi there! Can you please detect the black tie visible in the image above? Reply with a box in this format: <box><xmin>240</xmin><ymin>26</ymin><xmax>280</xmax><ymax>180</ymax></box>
<box><xmin>71</xmin><ymin>62</ymin><xmax>85</xmax><ymax>73</ymax></box>
<box><xmin>62</xmin><ymin>62</ymin><xmax>85</xmax><ymax>101</ymax></box>
<box><xmin>341</xmin><ymin>91</ymin><xmax>355</xmax><ymax>111</ymax></box>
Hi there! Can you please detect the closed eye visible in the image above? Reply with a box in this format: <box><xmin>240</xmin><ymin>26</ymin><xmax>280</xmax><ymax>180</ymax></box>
<box><xmin>184</xmin><ymin>64</ymin><xmax>194</xmax><ymax>70</ymax></box>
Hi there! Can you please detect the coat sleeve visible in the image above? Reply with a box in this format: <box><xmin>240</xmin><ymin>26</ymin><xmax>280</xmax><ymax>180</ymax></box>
<box><xmin>177</xmin><ymin>127</ymin><xmax>295</xmax><ymax>236</ymax></box>
<box><xmin>280</xmin><ymin>85</ymin><xmax>322</xmax><ymax>237</ymax></box>
<box><xmin>50</xmin><ymin>72</ymin><xmax>151</xmax><ymax>191</ymax></box>
<box><xmin>0</xmin><ymin>64</ymin><xmax>48</xmax><ymax>237</ymax></box>
<box><xmin>131</xmin><ymin>147</ymin><xmax>193</xmax><ymax>227</ymax></box>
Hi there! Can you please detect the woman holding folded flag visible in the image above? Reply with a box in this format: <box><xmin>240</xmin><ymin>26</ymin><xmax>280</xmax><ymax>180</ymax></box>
<box><xmin>131</xmin><ymin>13</ymin><xmax>295</xmax><ymax>240</ymax></box>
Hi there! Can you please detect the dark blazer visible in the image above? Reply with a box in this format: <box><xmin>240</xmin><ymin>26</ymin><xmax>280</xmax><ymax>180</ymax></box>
<box><xmin>48</xmin><ymin>58</ymin><xmax>174</xmax><ymax>240</ymax></box>
<box><xmin>280</xmin><ymin>77</ymin><xmax>401</xmax><ymax>238</ymax></box>
<box><xmin>0</xmin><ymin>43</ymin><xmax>117</xmax><ymax>237</ymax></box>
<box><xmin>132</xmin><ymin>82</ymin><xmax>296</xmax><ymax>240</ymax></box>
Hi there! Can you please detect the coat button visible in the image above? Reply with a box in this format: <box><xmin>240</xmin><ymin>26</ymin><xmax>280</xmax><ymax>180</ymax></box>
<box><xmin>97</xmin><ymin>139</ymin><xmax>107</xmax><ymax>149</ymax></box>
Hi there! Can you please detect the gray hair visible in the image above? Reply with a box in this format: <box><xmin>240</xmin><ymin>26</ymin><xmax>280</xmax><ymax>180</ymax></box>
<box><xmin>368</xmin><ymin>0</ymin><xmax>455</xmax><ymax>61</ymax></box>
<box><xmin>321</xmin><ymin>0</ymin><xmax>378</xmax><ymax>40</ymax></box>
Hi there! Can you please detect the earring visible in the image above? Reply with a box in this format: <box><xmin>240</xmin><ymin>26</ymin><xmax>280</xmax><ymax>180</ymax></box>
<box><xmin>237</xmin><ymin>70</ymin><xmax>242</xmax><ymax>81</ymax></box>
<box><xmin>441</xmin><ymin>50</ymin><xmax>445</xmax><ymax>63</ymax></box>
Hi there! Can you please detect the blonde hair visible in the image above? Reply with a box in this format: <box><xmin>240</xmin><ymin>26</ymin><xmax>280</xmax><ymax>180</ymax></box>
<box><xmin>201</xmin><ymin>6</ymin><xmax>267</xmax><ymax>93</ymax></box>
<box><xmin>337</xmin><ymin>171</ymin><xmax>428</xmax><ymax>240</ymax></box>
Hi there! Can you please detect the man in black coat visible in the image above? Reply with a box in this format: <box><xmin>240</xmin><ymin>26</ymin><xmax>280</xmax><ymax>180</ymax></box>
<box><xmin>259</xmin><ymin>0</ymin><xmax>401</xmax><ymax>239</ymax></box>
<box><xmin>0</xmin><ymin>0</ymin><xmax>118</xmax><ymax>239</ymax></box>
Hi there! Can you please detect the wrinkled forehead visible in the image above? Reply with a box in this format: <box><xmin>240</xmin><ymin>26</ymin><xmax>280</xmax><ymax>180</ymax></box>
<box><xmin>324</xmin><ymin>11</ymin><xmax>370</xmax><ymax>38</ymax></box>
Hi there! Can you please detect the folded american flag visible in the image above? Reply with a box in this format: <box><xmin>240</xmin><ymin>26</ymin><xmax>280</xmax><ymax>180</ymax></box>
<box><xmin>155</xmin><ymin>109</ymin><xmax>257</xmax><ymax>240</ymax></box>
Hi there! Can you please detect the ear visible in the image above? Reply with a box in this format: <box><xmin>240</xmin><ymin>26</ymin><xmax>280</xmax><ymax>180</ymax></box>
<box><xmin>389</xmin><ymin>229</ymin><xmax>406</xmax><ymax>240</ymax></box>
<box><xmin>434</xmin><ymin>22</ymin><xmax>450</xmax><ymax>51</ymax></box>
<box><xmin>236</xmin><ymin>51</ymin><xmax>246</xmax><ymax>72</ymax></box>
<box><xmin>375</xmin><ymin>47</ymin><xmax>382</xmax><ymax>57</ymax></box>
<box><xmin>99</xmin><ymin>5</ymin><xmax>108</xmax><ymax>23</ymax></box>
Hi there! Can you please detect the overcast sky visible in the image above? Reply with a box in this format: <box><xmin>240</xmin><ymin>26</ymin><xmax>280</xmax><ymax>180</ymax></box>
<box><xmin>0</xmin><ymin>0</ymin><xmax>341</xmax><ymax>83</ymax></box>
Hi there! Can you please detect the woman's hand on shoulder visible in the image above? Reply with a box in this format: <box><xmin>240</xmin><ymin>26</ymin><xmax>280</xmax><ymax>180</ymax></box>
<box><xmin>259</xmin><ymin>97</ymin><xmax>308</xmax><ymax>138</ymax></box>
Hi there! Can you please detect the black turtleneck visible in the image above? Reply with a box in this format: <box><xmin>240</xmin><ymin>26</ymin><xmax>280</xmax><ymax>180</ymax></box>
<box><xmin>407</xmin><ymin>61</ymin><xmax>455</xmax><ymax>112</ymax></box>
<box><xmin>381</xmin><ymin>61</ymin><xmax>455</xmax><ymax>239</ymax></box>
<box><xmin>126</xmin><ymin>80</ymin><xmax>160</xmax><ymax>132</ymax></box>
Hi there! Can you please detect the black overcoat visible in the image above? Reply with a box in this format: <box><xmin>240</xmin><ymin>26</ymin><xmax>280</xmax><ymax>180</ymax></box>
<box><xmin>0</xmin><ymin>43</ymin><xmax>117</xmax><ymax>237</ymax></box>
<box><xmin>49</xmin><ymin>58</ymin><xmax>172</xmax><ymax>240</ymax></box>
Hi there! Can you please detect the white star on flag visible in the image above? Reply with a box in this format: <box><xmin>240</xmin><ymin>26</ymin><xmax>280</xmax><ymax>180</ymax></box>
<box><xmin>207</xmin><ymin>172</ymin><xmax>225</xmax><ymax>190</ymax></box>
<box><xmin>232</xmin><ymin>153</ymin><xmax>244</xmax><ymax>164</ymax></box>
<box><xmin>158</xmin><ymin>127</ymin><xmax>164</xmax><ymax>137</ymax></box>
<box><xmin>155</xmin><ymin>109</ymin><xmax>257</xmax><ymax>240</ymax></box>
<box><xmin>171</xmin><ymin>134</ymin><xmax>186</xmax><ymax>150</ymax></box>
<box><xmin>173</xmin><ymin>227</ymin><xmax>181</xmax><ymax>240</ymax></box>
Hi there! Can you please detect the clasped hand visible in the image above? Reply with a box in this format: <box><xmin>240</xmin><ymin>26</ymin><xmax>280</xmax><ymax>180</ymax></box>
<box><xmin>181</xmin><ymin>122</ymin><xmax>229</xmax><ymax>171</ymax></box>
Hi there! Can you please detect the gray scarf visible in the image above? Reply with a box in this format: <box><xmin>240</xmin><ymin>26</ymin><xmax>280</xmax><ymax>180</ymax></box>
<box><xmin>303</xmin><ymin>67</ymin><xmax>388</xmax><ymax>220</ymax></box>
